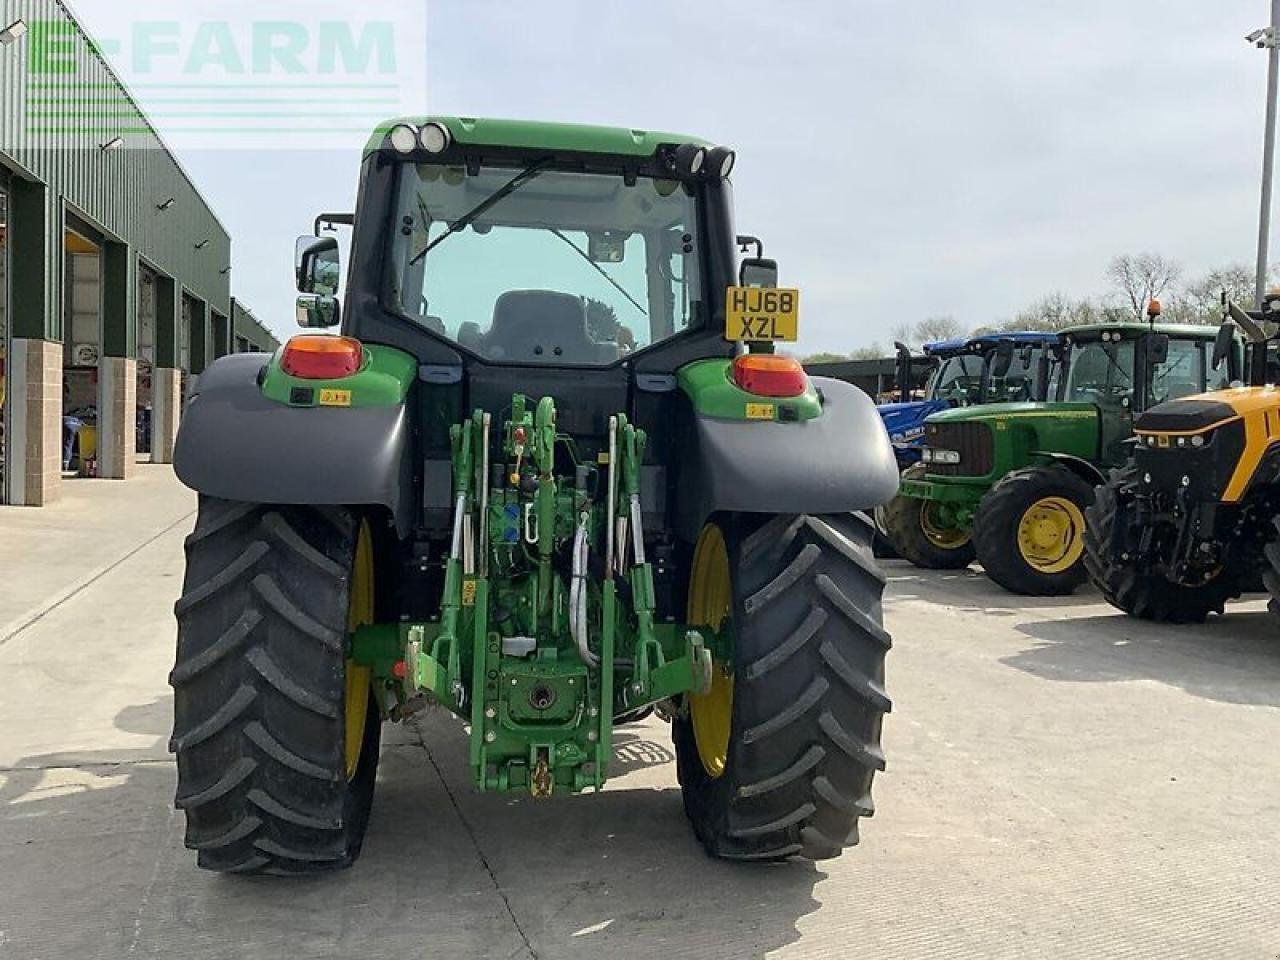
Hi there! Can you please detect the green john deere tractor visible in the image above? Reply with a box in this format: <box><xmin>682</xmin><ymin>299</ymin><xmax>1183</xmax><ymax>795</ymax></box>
<box><xmin>882</xmin><ymin>312</ymin><xmax>1229</xmax><ymax>595</ymax></box>
<box><xmin>169</xmin><ymin>117</ymin><xmax>900</xmax><ymax>873</ymax></box>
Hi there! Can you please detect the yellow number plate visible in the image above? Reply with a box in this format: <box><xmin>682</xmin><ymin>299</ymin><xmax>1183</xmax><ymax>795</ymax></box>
<box><xmin>318</xmin><ymin>388</ymin><xmax>352</xmax><ymax>407</ymax></box>
<box><xmin>725</xmin><ymin>286</ymin><xmax>800</xmax><ymax>342</ymax></box>
<box><xmin>745</xmin><ymin>403</ymin><xmax>775</xmax><ymax>420</ymax></box>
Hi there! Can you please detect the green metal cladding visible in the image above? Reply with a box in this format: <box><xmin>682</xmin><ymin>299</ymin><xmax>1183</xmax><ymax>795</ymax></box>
<box><xmin>230</xmin><ymin>298</ymin><xmax>280</xmax><ymax>353</ymax></box>
<box><xmin>0</xmin><ymin>0</ymin><xmax>230</xmax><ymax>347</ymax></box>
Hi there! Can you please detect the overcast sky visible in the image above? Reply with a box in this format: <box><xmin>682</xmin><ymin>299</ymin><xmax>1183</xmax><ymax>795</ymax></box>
<box><xmin>73</xmin><ymin>1</ymin><xmax>1275</xmax><ymax>354</ymax></box>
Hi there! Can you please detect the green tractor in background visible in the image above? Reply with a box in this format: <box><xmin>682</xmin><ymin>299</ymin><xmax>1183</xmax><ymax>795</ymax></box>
<box><xmin>883</xmin><ymin>307</ymin><xmax>1229</xmax><ymax>595</ymax></box>
<box><xmin>169</xmin><ymin>117</ymin><xmax>900</xmax><ymax>873</ymax></box>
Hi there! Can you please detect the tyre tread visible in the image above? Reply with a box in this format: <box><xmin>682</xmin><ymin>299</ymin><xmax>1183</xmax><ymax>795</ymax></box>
<box><xmin>171</xmin><ymin>497</ymin><xmax>379</xmax><ymax>876</ymax></box>
<box><xmin>676</xmin><ymin>512</ymin><xmax>891</xmax><ymax>863</ymax></box>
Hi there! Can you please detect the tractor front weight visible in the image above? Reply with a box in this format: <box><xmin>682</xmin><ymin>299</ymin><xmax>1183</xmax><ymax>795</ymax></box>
<box><xmin>350</xmin><ymin>393</ymin><xmax>716</xmax><ymax>797</ymax></box>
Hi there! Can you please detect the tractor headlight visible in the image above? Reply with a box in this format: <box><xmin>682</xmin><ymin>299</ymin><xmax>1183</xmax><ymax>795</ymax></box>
<box><xmin>388</xmin><ymin>123</ymin><xmax>418</xmax><ymax>154</ymax></box>
<box><xmin>706</xmin><ymin>145</ymin><xmax>736</xmax><ymax>179</ymax></box>
<box><xmin>1190</xmin><ymin>434</ymin><xmax>1205</xmax><ymax>448</ymax></box>
<box><xmin>923</xmin><ymin>447</ymin><xmax>960</xmax><ymax>465</ymax></box>
<box><xmin>419</xmin><ymin>121</ymin><xmax>451</xmax><ymax>154</ymax></box>
<box><xmin>672</xmin><ymin>142</ymin><xmax>707</xmax><ymax>177</ymax></box>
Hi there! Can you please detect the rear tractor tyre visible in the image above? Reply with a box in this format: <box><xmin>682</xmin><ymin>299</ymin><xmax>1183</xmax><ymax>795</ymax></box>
<box><xmin>673</xmin><ymin>512</ymin><xmax>892</xmax><ymax>862</ymax></box>
<box><xmin>169</xmin><ymin>497</ymin><xmax>383</xmax><ymax>875</ymax></box>
<box><xmin>1087</xmin><ymin>464</ymin><xmax>1245</xmax><ymax>622</ymax></box>
<box><xmin>868</xmin><ymin>507</ymin><xmax>899</xmax><ymax>560</ymax></box>
<box><xmin>880</xmin><ymin>463</ymin><xmax>975</xmax><ymax>570</ymax></box>
<box><xmin>973</xmin><ymin>464</ymin><xmax>1093</xmax><ymax>596</ymax></box>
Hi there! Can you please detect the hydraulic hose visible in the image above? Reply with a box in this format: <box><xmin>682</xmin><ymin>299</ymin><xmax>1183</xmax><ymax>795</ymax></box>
<box><xmin>571</xmin><ymin>515</ymin><xmax>632</xmax><ymax>670</ymax></box>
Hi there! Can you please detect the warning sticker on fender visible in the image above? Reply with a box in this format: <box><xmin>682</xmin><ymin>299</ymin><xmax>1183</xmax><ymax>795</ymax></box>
<box><xmin>318</xmin><ymin>389</ymin><xmax>352</xmax><ymax>407</ymax></box>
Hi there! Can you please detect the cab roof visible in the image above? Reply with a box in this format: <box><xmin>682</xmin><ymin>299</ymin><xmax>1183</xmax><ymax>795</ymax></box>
<box><xmin>968</xmin><ymin>331</ymin><xmax>1059</xmax><ymax>347</ymax></box>
<box><xmin>923</xmin><ymin>331</ymin><xmax>1057</xmax><ymax>355</ymax></box>
<box><xmin>1063</xmin><ymin>322</ymin><xmax>1219</xmax><ymax>340</ymax></box>
<box><xmin>364</xmin><ymin>116</ymin><xmax>709</xmax><ymax>159</ymax></box>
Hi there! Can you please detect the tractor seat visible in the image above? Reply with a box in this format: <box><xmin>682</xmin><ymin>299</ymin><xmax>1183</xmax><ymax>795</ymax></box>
<box><xmin>482</xmin><ymin>290</ymin><xmax>612</xmax><ymax>363</ymax></box>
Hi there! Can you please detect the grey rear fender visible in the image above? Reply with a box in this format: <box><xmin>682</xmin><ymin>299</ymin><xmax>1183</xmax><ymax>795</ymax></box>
<box><xmin>674</xmin><ymin>376</ymin><xmax>899</xmax><ymax>541</ymax></box>
<box><xmin>173</xmin><ymin>354</ymin><xmax>414</xmax><ymax>536</ymax></box>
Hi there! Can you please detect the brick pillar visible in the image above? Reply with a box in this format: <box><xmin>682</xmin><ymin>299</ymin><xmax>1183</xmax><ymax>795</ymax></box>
<box><xmin>97</xmin><ymin>356</ymin><xmax>137</xmax><ymax>480</ymax></box>
<box><xmin>152</xmin><ymin>367</ymin><xmax>182</xmax><ymax>464</ymax></box>
<box><xmin>7</xmin><ymin>339</ymin><xmax>62</xmax><ymax>507</ymax></box>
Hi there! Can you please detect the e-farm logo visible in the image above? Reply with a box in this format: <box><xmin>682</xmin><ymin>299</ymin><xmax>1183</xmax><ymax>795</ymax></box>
<box><xmin>24</xmin><ymin>1</ymin><xmax>427</xmax><ymax>150</ymax></box>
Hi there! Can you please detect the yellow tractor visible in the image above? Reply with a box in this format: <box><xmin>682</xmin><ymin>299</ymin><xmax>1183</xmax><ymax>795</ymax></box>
<box><xmin>1084</xmin><ymin>299</ymin><xmax>1277</xmax><ymax>622</ymax></box>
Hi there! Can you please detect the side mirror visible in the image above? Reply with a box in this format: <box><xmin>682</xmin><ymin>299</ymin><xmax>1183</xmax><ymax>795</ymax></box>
<box><xmin>587</xmin><ymin>231</ymin><xmax>628</xmax><ymax>263</ymax></box>
<box><xmin>1146</xmin><ymin>333</ymin><xmax>1170</xmax><ymax>365</ymax></box>
<box><xmin>1212</xmin><ymin>323</ymin><xmax>1236</xmax><ymax>370</ymax></box>
<box><xmin>296</xmin><ymin>293</ymin><xmax>340</xmax><ymax>329</ymax></box>
<box><xmin>739</xmin><ymin>257</ymin><xmax>778</xmax><ymax>288</ymax></box>
<box><xmin>295</xmin><ymin>235</ymin><xmax>340</xmax><ymax>296</ymax></box>
<box><xmin>991</xmin><ymin>341</ymin><xmax>1014</xmax><ymax>379</ymax></box>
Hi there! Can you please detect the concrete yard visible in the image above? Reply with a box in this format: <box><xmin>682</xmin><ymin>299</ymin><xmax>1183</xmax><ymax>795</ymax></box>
<box><xmin>2</xmin><ymin>467</ymin><xmax>1278</xmax><ymax>960</ymax></box>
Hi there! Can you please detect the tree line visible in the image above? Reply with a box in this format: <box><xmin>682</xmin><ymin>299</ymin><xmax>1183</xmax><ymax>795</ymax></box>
<box><xmin>806</xmin><ymin>254</ymin><xmax>1265</xmax><ymax>363</ymax></box>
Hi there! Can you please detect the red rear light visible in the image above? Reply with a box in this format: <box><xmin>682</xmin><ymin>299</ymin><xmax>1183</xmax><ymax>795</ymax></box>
<box><xmin>281</xmin><ymin>335</ymin><xmax>363</xmax><ymax>380</ymax></box>
<box><xmin>733</xmin><ymin>354</ymin><xmax>808</xmax><ymax>398</ymax></box>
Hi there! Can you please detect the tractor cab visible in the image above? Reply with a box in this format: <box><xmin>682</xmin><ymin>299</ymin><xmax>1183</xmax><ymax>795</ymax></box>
<box><xmin>923</xmin><ymin>332</ymin><xmax>1058</xmax><ymax>407</ymax></box>
<box><xmin>1058</xmin><ymin>320</ymin><xmax>1227</xmax><ymax>465</ymax></box>
<box><xmin>879</xmin><ymin>332</ymin><xmax>1057</xmax><ymax>467</ymax></box>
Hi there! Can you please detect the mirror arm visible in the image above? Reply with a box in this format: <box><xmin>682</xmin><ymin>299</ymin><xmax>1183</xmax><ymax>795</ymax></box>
<box><xmin>313</xmin><ymin>212</ymin><xmax>355</xmax><ymax>237</ymax></box>
<box><xmin>735</xmin><ymin>234</ymin><xmax>764</xmax><ymax>259</ymax></box>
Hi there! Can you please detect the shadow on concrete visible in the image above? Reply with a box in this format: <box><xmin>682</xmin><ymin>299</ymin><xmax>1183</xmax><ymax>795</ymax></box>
<box><xmin>610</xmin><ymin>728</ymin><xmax>676</xmax><ymax>776</ymax></box>
<box><xmin>0</xmin><ymin>700</ymin><xmax>821</xmax><ymax>960</ymax></box>
<box><xmin>882</xmin><ymin>559</ymin><xmax>1098</xmax><ymax>613</ymax></box>
<box><xmin>1004</xmin><ymin>608</ymin><xmax>1280</xmax><ymax>707</ymax></box>
<box><xmin>116</xmin><ymin>694</ymin><xmax>174</xmax><ymax>738</ymax></box>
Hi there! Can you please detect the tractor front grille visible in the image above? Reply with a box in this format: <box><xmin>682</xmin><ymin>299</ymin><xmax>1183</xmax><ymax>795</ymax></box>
<box><xmin>925</xmin><ymin>421</ymin><xmax>994</xmax><ymax>477</ymax></box>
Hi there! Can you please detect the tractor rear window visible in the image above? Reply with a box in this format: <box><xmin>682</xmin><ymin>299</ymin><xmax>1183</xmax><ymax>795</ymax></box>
<box><xmin>387</xmin><ymin>164</ymin><xmax>702</xmax><ymax>365</ymax></box>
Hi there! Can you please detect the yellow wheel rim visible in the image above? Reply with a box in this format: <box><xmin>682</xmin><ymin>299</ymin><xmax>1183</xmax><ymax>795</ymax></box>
<box><xmin>687</xmin><ymin>524</ymin><xmax>733</xmax><ymax>779</ymax></box>
<box><xmin>920</xmin><ymin>502</ymin><xmax>971</xmax><ymax>549</ymax></box>
<box><xmin>1016</xmin><ymin>496</ymin><xmax>1085</xmax><ymax>574</ymax></box>
<box><xmin>344</xmin><ymin>521</ymin><xmax>375</xmax><ymax>781</ymax></box>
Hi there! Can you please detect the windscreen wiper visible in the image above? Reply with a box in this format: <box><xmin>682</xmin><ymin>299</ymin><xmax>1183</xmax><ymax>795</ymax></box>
<box><xmin>409</xmin><ymin>157</ymin><xmax>554</xmax><ymax>267</ymax></box>
<box><xmin>1100</xmin><ymin>342</ymin><xmax>1132</xmax><ymax>391</ymax></box>
<box><xmin>548</xmin><ymin>228</ymin><xmax>648</xmax><ymax>317</ymax></box>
